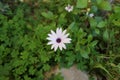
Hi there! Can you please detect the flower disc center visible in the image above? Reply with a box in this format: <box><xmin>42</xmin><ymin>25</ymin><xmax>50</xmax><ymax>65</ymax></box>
<box><xmin>56</xmin><ymin>38</ymin><xmax>61</xmax><ymax>43</ymax></box>
<box><xmin>68</xmin><ymin>6</ymin><xmax>71</xmax><ymax>9</ymax></box>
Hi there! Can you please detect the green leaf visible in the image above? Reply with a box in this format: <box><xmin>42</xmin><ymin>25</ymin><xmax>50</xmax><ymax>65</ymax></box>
<box><xmin>87</xmin><ymin>34</ymin><xmax>93</xmax><ymax>43</ymax></box>
<box><xmin>95</xmin><ymin>28</ymin><xmax>100</xmax><ymax>34</ymax></box>
<box><xmin>29</xmin><ymin>66</ymin><xmax>35</xmax><ymax>75</ymax></box>
<box><xmin>76</xmin><ymin>53</ymin><xmax>82</xmax><ymax>62</ymax></box>
<box><xmin>94</xmin><ymin>64</ymin><xmax>112</xmax><ymax>77</ymax></box>
<box><xmin>66</xmin><ymin>52</ymin><xmax>75</xmax><ymax>66</ymax></box>
<box><xmin>24</xmin><ymin>75</ymin><xmax>32</xmax><ymax>80</ymax></box>
<box><xmin>0</xmin><ymin>45</ymin><xmax>4</xmax><ymax>55</ymax></box>
<box><xmin>77</xmin><ymin>61</ymin><xmax>87</xmax><ymax>70</ymax></box>
<box><xmin>113</xmin><ymin>19</ymin><xmax>120</xmax><ymax>27</ymax></box>
<box><xmin>114</xmin><ymin>6</ymin><xmax>120</xmax><ymax>13</ymax></box>
<box><xmin>20</xmin><ymin>51</ymin><xmax>29</xmax><ymax>60</ymax></box>
<box><xmin>96</xmin><ymin>0</ymin><xmax>103</xmax><ymax>4</ymax></box>
<box><xmin>41</xmin><ymin>11</ymin><xmax>54</xmax><ymax>20</ymax></box>
<box><xmin>0</xmin><ymin>76</ymin><xmax>9</xmax><ymax>80</ymax></box>
<box><xmin>89</xmin><ymin>18</ymin><xmax>97</xmax><ymax>28</ymax></box>
<box><xmin>76</xmin><ymin>0</ymin><xmax>88</xmax><ymax>8</ymax></box>
<box><xmin>97</xmin><ymin>21</ymin><xmax>106</xmax><ymax>28</ymax></box>
<box><xmin>0</xmin><ymin>64</ymin><xmax>11</xmax><ymax>76</ymax></box>
<box><xmin>80</xmin><ymin>48</ymin><xmax>89</xmax><ymax>59</ymax></box>
<box><xmin>15</xmin><ymin>66</ymin><xmax>26</xmax><ymax>75</ymax></box>
<box><xmin>91</xmin><ymin>6</ymin><xmax>98</xmax><ymax>13</ymax></box>
<box><xmin>55</xmin><ymin>53</ymin><xmax>61</xmax><ymax>62</ymax></box>
<box><xmin>58</xmin><ymin>13</ymin><xmax>67</xmax><ymax>25</ymax></box>
<box><xmin>68</xmin><ymin>22</ymin><xmax>76</xmax><ymax>31</ymax></box>
<box><xmin>103</xmin><ymin>29</ymin><xmax>109</xmax><ymax>41</ymax></box>
<box><xmin>12</xmin><ymin>60</ymin><xmax>24</xmax><ymax>67</ymax></box>
<box><xmin>43</xmin><ymin>64</ymin><xmax>50</xmax><ymax>71</ymax></box>
<box><xmin>40</xmin><ymin>52</ymin><xmax>49</xmax><ymax>63</ymax></box>
<box><xmin>90</xmin><ymin>40</ymin><xmax>98</xmax><ymax>47</ymax></box>
<box><xmin>98</xmin><ymin>1</ymin><xmax>112</xmax><ymax>11</ymax></box>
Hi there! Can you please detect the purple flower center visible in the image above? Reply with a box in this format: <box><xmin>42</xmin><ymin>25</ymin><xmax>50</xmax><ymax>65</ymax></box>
<box><xmin>68</xmin><ymin>6</ymin><xmax>71</xmax><ymax>9</ymax></box>
<box><xmin>56</xmin><ymin>38</ymin><xmax>61</xmax><ymax>43</ymax></box>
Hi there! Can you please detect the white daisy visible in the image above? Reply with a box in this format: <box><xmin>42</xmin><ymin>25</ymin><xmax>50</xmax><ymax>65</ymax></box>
<box><xmin>47</xmin><ymin>28</ymin><xmax>71</xmax><ymax>51</ymax></box>
<box><xmin>65</xmin><ymin>4</ymin><xmax>73</xmax><ymax>12</ymax></box>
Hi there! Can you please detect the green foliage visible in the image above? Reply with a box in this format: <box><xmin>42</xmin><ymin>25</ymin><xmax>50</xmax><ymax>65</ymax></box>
<box><xmin>41</xmin><ymin>11</ymin><xmax>55</xmax><ymax>20</ymax></box>
<box><xmin>76</xmin><ymin>0</ymin><xmax>88</xmax><ymax>8</ymax></box>
<box><xmin>97</xmin><ymin>0</ymin><xmax>112</xmax><ymax>11</ymax></box>
<box><xmin>0</xmin><ymin>0</ymin><xmax>120</xmax><ymax>80</ymax></box>
<box><xmin>49</xmin><ymin>73</ymin><xmax>63</xmax><ymax>80</ymax></box>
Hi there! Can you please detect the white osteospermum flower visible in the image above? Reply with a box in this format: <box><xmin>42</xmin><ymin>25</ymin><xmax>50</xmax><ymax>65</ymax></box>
<box><xmin>65</xmin><ymin>4</ymin><xmax>73</xmax><ymax>12</ymax></box>
<box><xmin>47</xmin><ymin>28</ymin><xmax>71</xmax><ymax>51</ymax></box>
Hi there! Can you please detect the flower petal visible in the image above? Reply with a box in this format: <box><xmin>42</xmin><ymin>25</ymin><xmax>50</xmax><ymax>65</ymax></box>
<box><xmin>47</xmin><ymin>41</ymin><xmax>53</xmax><ymax>45</ymax></box>
<box><xmin>63</xmin><ymin>38</ymin><xmax>71</xmax><ymax>43</ymax></box>
<box><xmin>46</xmin><ymin>37</ymin><xmax>51</xmax><ymax>40</ymax></box>
<box><xmin>56</xmin><ymin>28</ymin><xmax>60</xmax><ymax>34</ymax></box>
<box><xmin>54</xmin><ymin>44</ymin><xmax>58</xmax><ymax>51</ymax></box>
<box><xmin>56</xmin><ymin>28</ymin><xmax>63</xmax><ymax>37</ymax></box>
<box><xmin>47</xmin><ymin>32</ymin><xmax>57</xmax><ymax>40</ymax></box>
<box><xmin>48</xmin><ymin>34</ymin><xmax>52</xmax><ymax>37</ymax></box>
<box><xmin>51</xmin><ymin>30</ymin><xmax>57</xmax><ymax>37</ymax></box>
<box><xmin>59</xmin><ymin>28</ymin><xmax>62</xmax><ymax>34</ymax></box>
<box><xmin>46</xmin><ymin>37</ymin><xmax>55</xmax><ymax>41</ymax></box>
<box><xmin>62</xmin><ymin>29</ymin><xmax>67</xmax><ymax>35</ymax></box>
<box><xmin>61</xmin><ymin>43</ymin><xmax>66</xmax><ymax>49</ymax></box>
<box><xmin>59</xmin><ymin>44</ymin><xmax>63</xmax><ymax>51</ymax></box>
<box><xmin>64</xmin><ymin>33</ymin><xmax>69</xmax><ymax>38</ymax></box>
<box><xmin>51</xmin><ymin>44</ymin><xmax>55</xmax><ymax>49</ymax></box>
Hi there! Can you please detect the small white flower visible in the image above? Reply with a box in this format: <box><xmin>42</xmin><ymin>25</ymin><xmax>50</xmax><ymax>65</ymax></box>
<box><xmin>47</xmin><ymin>28</ymin><xmax>71</xmax><ymax>51</ymax></box>
<box><xmin>65</xmin><ymin>4</ymin><xmax>73</xmax><ymax>12</ymax></box>
<box><xmin>86</xmin><ymin>12</ymin><xmax>94</xmax><ymax>17</ymax></box>
<box><xmin>89</xmin><ymin>13</ymin><xmax>94</xmax><ymax>17</ymax></box>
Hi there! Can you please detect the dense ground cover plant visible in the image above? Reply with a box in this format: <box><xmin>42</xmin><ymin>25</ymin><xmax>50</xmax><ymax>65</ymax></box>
<box><xmin>0</xmin><ymin>0</ymin><xmax>120</xmax><ymax>80</ymax></box>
